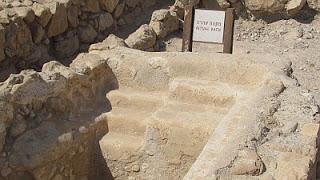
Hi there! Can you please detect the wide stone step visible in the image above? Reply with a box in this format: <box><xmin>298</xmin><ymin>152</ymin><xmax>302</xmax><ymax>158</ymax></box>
<box><xmin>99</xmin><ymin>132</ymin><xmax>144</xmax><ymax>161</ymax></box>
<box><xmin>106</xmin><ymin>88</ymin><xmax>165</xmax><ymax>111</ymax></box>
<box><xmin>103</xmin><ymin>107</ymin><xmax>150</xmax><ymax>136</ymax></box>
<box><xmin>153</xmin><ymin>102</ymin><xmax>226</xmax><ymax>133</ymax></box>
<box><xmin>150</xmin><ymin>102</ymin><xmax>227</xmax><ymax>160</ymax></box>
<box><xmin>169</xmin><ymin>78</ymin><xmax>236</xmax><ymax>107</ymax></box>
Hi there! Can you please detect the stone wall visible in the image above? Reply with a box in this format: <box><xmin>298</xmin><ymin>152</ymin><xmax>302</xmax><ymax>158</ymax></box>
<box><xmin>0</xmin><ymin>0</ymin><xmax>160</xmax><ymax>81</ymax></box>
<box><xmin>173</xmin><ymin>0</ymin><xmax>320</xmax><ymax>19</ymax></box>
<box><xmin>0</xmin><ymin>52</ymin><xmax>116</xmax><ymax>179</ymax></box>
<box><xmin>0</xmin><ymin>0</ymin><xmax>319</xmax><ymax>82</ymax></box>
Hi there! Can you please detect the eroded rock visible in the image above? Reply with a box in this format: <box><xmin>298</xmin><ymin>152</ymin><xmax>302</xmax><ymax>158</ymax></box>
<box><xmin>32</xmin><ymin>3</ymin><xmax>52</xmax><ymax>27</ymax></box>
<box><xmin>230</xmin><ymin>149</ymin><xmax>264</xmax><ymax>176</ymax></box>
<box><xmin>286</xmin><ymin>0</ymin><xmax>307</xmax><ymax>16</ymax></box>
<box><xmin>244</xmin><ymin>0</ymin><xmax>286</xmax><ymax>14</ymax></box>
<box><xmin>307</xmin><ymin>0</ymin><xmax>320</xmax><ymax>11</ymax></box>
<box><xmin>98</xmin><ymin>12</ymin><xmax>113</xmax><ymax>32</ymax></box>
<box><xmin>47</xmin><ymin>2</ymin><xmax>68</xmax><ymax>37</ymax></box>
<box><xmin>100</xmin><ymin>0</ymin><xmax>119</xmax><ymax>13</ymax></box>
<box><xmin>78</xmin><ymin>24</ymin><xmax>97</xmax><ymax>43</ymax></box>
<box><xmin>89</xmin><ymin>34</ymin><xmax>126</xmax><ymax>51</ymax></box>
<box><xmin>5</xmin><ymin>18</ymin><xmax>33</xmax><ymax>58</ymax></box>
<box><xmin>125</xmin><ymin>24</ymin><xmax>156</xmax><ymax>51</ymax></box>
<box><xmin>54</xmin><ymin>34</ymin><xmax>79</xmax><ymax>58</ymax></box>
<box><xmin>149</xmin><ymin>9</ymin><xmax>179</xmax><ymax>39</ymax></box>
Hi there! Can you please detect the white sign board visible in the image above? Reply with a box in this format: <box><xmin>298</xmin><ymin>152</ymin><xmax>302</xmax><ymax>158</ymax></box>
<box><xmin>192</xmin><ymin>9</ymin><xmax>225</xmax><ymax>43</ymax></box>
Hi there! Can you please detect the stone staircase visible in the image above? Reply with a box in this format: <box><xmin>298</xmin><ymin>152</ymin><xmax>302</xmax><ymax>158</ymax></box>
<box><xmin>99</xmin><ymin>78</ymin><xmax>237</xmax><ymax>179</ymax></box>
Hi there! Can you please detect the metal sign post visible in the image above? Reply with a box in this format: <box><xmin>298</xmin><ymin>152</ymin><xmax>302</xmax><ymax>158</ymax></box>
<box><xmin>182</xmin><ymin>6</ymin><xmax>235</xmax><ymax>54</ymax></box>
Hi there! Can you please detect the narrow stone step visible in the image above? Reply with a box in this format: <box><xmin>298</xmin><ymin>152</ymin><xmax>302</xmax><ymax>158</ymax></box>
<box><xmin>103</xmin><ymin>107</ymin><xmax>150</xmax><ymax>136</ymax></box>
<box><xmin>99</xmin><ymin>132</ymin><xmax>144</xmax><ymax>161</ymax></box>
<box><xmin>169</xmin><ymin>78</ymin><xmax>236</xmax><ymax>108</ymax></box>
<box><xmin>106</xmin><ymin>88</ymin><xmax>165</xmax><ymax>111</ymax></box>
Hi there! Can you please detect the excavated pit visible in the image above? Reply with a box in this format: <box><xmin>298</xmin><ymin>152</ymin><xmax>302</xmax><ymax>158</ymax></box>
<box><xmin>93</xmin><ymin>48</ymin><xmax>286</xmax><ymax>179</ymax></box>
<box><xmin>0</xmin><ymin>47</ymin><xmax>291</xmax><ymax>179</ymax></box>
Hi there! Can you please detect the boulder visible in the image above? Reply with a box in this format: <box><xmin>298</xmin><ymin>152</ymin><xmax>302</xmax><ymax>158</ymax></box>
<box><xmin>0</xmin><ymin>25</ymin><xmax>5</xmax><ymax>62</ymax></box>
<box><xmin>47</xmin><ymin>2</ymin><xmax>68</xmax><ymax>37</ymax></box>
<box><xmin>142</xmin><ymin>0</ymin><xmax>157</xmax><ymax>9</ymax></box>
<box><xmin>30</xmin><ymin>22</ymin><xmax>45</xmax><ymax>44</ymax></box>
<box><xmin>9</xmin><ymin>115</ymin><xmax>27</xmax><ymax>138</ymax></box>
<box><xmin>98</xmin><ymin>12</ymin><xmax>113</xmax><ymax>32</ymax></box>
<box><xmin>244</xmin><ymin>0</ymin><xmax>286</xmax><ymax>13</ymax></box>
<box><xmin>126</xmin><ymin>0</ymin><xmax>141</xmax><ymax>8</ymax></box>
<box><xmin>78</xmin><ymin>24</ymin><xmax>98</xmax><ymax>43</ymax></box>
<box><xmin>286</xmin><ymin>0</ymin><xmax>307</xmax><ymax>16</ymax></box>
<box><xmin>0</xmin><ymin>100</ymin><xmax>14</xmax><ymax>153</ymax></box>
<box><xmin>54</xmin><ymin>35</ymin><xmax>79</xmax><ymax>58</ymax></box>
<box><xmin>67</xmin><ymin>5</ymin><xmax>79</xmax><ymax>28</ymax></box>
<box><xmin>149</xmin><ymin>9</ymin><xmax>179</xmax><ymax>39</ymax></box>
<box><xmin>89</xmin><ymin>34</ymin><xmax>126</xmax><ymax>51</ymax></box>
<box><xmin>0</xmin><ymin>122</ymin><xmax>5</xmax><ymax>153</ymax></box>
<box><xmin>5</xmin><ymin>19</ymin><xmax>33</xmax><ymax>58</ymax></box>
<box><xmin>0</xmin><ymin>9</ymin><xmax>9</xmax><ymax>24</ymax></box>
<box><xmin>202</xmin><ymin>0</ymin><xmax>230</xmax><ymax>9</ymax></box>
<box><xmin>14</xmin><ymin>7</ymin><xmax>35</xmax><ymax>24</ymax></box>
<box><xmin>83</xmin><ymin>0</ymin><xmax>100</xmax><ymax>13</ymax></box>
<box><xmin>32</xmin><ymin>3</ymin><xmax>52</xmax><ymax>27</ymax></box>
<box><xmin>171</xmin><ymin>0</ymin><xmax>200</xmax><ymax>18</ymax></box>
<box><xmin>307</xmin><ymin>0</ymin><xmax>320</xmax><ymax>11</ymax></box>
<box><xmin>100</xmin><ymin>0</ymin><xmax>119</xmax><ymax>13</ymax></box>
<box><xmin>125</xmin><ymin>24</ymin><xmax>157</xmax><ymax>51</ymax></box>
<box><xmin>114</xmin><ymin>2</ymin><xmax>125</xmax><ymax>18</ymax></box>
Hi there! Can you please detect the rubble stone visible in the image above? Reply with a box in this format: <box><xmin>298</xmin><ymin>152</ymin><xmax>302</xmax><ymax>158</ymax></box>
<box><xmin>47</xmin><ymin>2</ymin><xmax>68</xmax><ymax>37</ymax></box>
<box><xmin>307</xmin><ymin>0</ymin><xmax>320</xmax><ymax>11</ymax></box>
<box><xmin>125</xmin><ymin>24</ymin><xmax>156</xmax><ymax>50</ymax></box>
<box><xmin>286</xmin><ymin>0</ymin><xmax>307</xmax><ymax>16</ymax></box>
<box><xmin>100</xmin><ymin>0</ymin><xmax>119</xmax><ymax>13</ymax></box>
<box><xmin>78</xmin><ymin>24</ymin><xmax>97</xmax><ymax>43</ymax></box>
<box><xmin>149</xmin><ymin>9</ymin><xmax>179</xmax><ymax>39</ymax></box>
<box><xmin>89</xmin><ymin>34</ymin><xmax>125</xmax><ymax>51</ymax></box>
